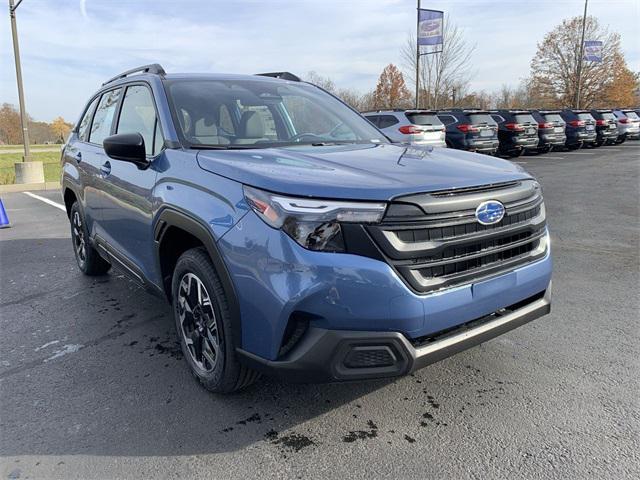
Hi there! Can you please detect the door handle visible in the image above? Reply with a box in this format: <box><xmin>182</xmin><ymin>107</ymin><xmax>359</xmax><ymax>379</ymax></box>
<box><xmin>74</xmin><ymin>151</ymin><xmax>82</xmax><ymax>162</ymax></box>
<box><xmin>100</xmin><ymin>161</ymin><xmax>111</xmax><ymax>176</ymax></box>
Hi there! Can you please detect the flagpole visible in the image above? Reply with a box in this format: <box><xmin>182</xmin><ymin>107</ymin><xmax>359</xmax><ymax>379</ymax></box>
<box><xmin>575</xmin><ymin>0</ymin><xmax>588</xmax><ymax>108</ymax></box>
<box><xmin>415</xmin><ymin>0</ymin><xmax>420</xmax><ymax>109</ymax></box>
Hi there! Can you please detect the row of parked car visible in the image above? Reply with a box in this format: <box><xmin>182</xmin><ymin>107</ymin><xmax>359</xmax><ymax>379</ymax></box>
<box><xmin>363</xmin><ymin>107</ymin><xmax>640</xmax><ymax>157</ymax></box>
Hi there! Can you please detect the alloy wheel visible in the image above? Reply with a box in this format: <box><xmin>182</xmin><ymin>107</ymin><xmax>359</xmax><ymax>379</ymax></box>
<box><xmin>177</xmin><ymin>272</ymin><xmax>220</xmax><ymax>372</ymax></box>
<box><xmin>72</xmin><ymin>211</ymin><xmax>86</xmax><ymax>263</ymax></box>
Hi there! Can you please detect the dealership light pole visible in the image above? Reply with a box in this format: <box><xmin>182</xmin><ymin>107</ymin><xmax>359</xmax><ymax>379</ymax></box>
<box><xmin>9</xmin><ymin>0</ymin><xmax>32</xmax><ymax>162</ymax></box>
<box><xmin>575</xmin><ymin>0</ymin><xmax>589</xmax><ymax>108</ymax></box>
<box><xmin>9</xmin><ymin>0</ymin><xmax>44</xmax><ymax>184</ymax></box>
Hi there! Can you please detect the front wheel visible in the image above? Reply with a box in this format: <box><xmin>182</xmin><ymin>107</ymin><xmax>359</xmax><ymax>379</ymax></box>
<box><xmin>69</xmin><ymin>202</ymin><xmax>111</xmax><ymax>276</ymax></box>
<box><xmin>172</xmin><ymin>247</ymin><xmax>259</xmax><ymax>393</ymax></box>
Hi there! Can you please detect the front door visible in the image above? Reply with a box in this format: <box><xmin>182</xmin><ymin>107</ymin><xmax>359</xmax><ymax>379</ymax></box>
<box><xmin>98</xmin><ymin>84</ymin><xmax>164</xmax><ymax>284</ymax></box>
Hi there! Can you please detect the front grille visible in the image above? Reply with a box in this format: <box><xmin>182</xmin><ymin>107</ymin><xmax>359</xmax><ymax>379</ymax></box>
<box><xmin>367</xmin><ymin>179</ymin><xmax>548</xmax><ymax>293</ymax></box>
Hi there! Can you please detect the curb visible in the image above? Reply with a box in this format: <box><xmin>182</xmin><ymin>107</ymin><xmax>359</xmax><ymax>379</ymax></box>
<box><xmin>0</xmin><ymin>181</ymin><xmax>61</xmax><ymax>193</ymax></box>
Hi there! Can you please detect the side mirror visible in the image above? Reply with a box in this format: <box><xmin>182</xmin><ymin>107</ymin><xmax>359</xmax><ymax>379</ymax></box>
<box><xmin>103</xmin><ymin>133</ymin><xmax>149</xmax><ymax>168</ymax></box>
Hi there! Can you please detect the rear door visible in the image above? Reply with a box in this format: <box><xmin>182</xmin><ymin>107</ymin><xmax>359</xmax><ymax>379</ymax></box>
<box><xmin>98</xmin><ymin>83</ymin><xmax>163</xmax><ymax>283</ymax></box>
<box><xmin>63</xmin><ymin>95</ymin><xmax>100</xmax><ymax>234</ymax></box>
<box><xmin>80</xmin><ymin>88</ymin><xmax>123</xmax><ymax>239</ymax></box>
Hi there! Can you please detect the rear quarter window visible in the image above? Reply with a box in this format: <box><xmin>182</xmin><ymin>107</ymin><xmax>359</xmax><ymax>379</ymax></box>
<box><xmin>378</xmin><ymin>115</ymin><xmax>399</xmax><ymax>129</ymax></box>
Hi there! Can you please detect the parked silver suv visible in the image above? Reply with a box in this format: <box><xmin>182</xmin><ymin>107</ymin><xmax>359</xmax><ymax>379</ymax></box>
<box><xmin>363</xmin><ymin>110</ymin><xmax>446</xmax><ymax>147</ymax></box>
<box><xmin>613</xmin><ymin>109</ymin><xmax>640</xmax><ymax>142</ymax></box>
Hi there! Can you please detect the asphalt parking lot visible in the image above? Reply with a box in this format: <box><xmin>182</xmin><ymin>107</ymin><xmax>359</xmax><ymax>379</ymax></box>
<box><xmin>1</xmin><ymin>143</ymin><xmax>639</xmax><ymax>480</ymax></box>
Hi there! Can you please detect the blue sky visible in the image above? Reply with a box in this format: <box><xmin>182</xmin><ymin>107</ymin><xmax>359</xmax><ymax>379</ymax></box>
<box><xmin>1</xmin><ymin>0</ymin><xmax>638</xmax><ymax>122</ymax></box>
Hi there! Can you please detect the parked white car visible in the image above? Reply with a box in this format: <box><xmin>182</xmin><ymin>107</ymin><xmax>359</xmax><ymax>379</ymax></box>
<box><xmin>363</xmin><ymin>110</ymin><xmax>446</xmax><ymax>147</ymax></box>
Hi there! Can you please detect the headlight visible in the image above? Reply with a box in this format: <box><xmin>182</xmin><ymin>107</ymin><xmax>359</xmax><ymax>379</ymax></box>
<box><xmin>243</xmin><ymin>185</ymin><xmax>386</xmax><ymax>252</ymax></box>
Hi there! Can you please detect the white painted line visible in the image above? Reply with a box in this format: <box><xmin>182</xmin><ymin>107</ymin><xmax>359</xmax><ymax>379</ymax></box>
<box><xmin>23</xmin><ymin>192</ymin><xmax>66</xmax><ymax>212</ymax></box>
<box><xmin>565</xmin><ymin>152</ymin><xmax>596</xmax><ymax>155</ymax></box>
<box><xmin>537</xmin><ymin>156</ymin><xmax>564</xmax><ymax>159</ymax></box>
<box><xmin>515</xmin><ymin>161</ymin><xmax>528</xmax><ymax>165</ymax></box>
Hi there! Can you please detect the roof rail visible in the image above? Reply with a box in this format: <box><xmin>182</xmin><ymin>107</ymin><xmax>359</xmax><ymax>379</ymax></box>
<box><xmin>256</xmin><ymin>72</ymin><xmax>301</xmax><ymax>82</ymax></box>
<box><xmin>102</xmin><ymin>63</ymin><xmax>166</xmax><ymax>86</ymax></box>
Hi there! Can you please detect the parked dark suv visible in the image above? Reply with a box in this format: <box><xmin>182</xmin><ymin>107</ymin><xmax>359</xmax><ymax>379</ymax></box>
<box><xmin>559</xmin><ymin>109</ymin><xmax>597</xmax><ymax>149</ymax></box>
<box><xmin>489</xmin><ymin>110</ymin><xmax>540</xmax><ymax>157</ymax></box>
<box><xmin>589</xmin><ymin>109</ymin><xmax>620</xmax><ymax>146</ymax></box>
<box><xmin>530</xmin><ymin>110</ymin><xmax>567</xmax><ymax>153</ymax></box>
<box><xmin>61</xmin><ymin>65</ymin><xmax>552</xmax><ymax>393</ymax></box>
<box><xmin>436</xmin><ymin>109</ymin><xmax>499</xmax><ymax>154</ymax></box>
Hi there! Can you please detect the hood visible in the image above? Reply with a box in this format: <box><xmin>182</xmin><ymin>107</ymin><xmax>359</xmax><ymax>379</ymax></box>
<box><xmin>196</xmin><ymin>143</ymin><xmax>532</xmax><ymax>201</ymax></box>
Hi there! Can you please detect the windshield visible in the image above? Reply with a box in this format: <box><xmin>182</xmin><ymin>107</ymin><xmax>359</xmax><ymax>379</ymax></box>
<box><xmin>166</xmin><ymin>79</ymin><xmax>387</xmax><ymax>148</ymax></box>
<box><xmin>601</xmin><ymin>112</ymin><xmax>615</xmax><ymax>120</ymax></box>
<box><xmin>467</xmin><ymin>113</ymin><xmax>497</xmax><ymax>126</ymax></box>
<box><xmin>624</xmin><ymin>111</ymin><xmax>639</xmax><ymax>120</ymax></box>
<box><xmin>405</xmin><ymin>112</ymin><xmax>443</xmax><ymax>126</ymax></box>
<box><xmin>542</xmin><ymin>113</ymin><xmax>564</xmax><ymax>124</ymax></box>
<box><xmin>578</xmin><ymin>113</ymin><xmax>595</xmax><ymax>122</ymax></box>
<box><xmin>515</xmin><ymin>114</ymin><xmax>536</xmax><ymax>124</ymax></box>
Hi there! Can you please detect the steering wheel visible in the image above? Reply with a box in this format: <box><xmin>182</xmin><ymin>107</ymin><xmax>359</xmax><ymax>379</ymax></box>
<box><xmin>289</xmin><ymin>132</ymin><xmax>324</xmax><ymax>143</ymax></box>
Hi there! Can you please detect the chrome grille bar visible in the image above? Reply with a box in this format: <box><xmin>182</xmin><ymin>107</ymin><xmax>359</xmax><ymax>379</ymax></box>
<box><xmin>367</xmin><ymin>179</ymin><xmax>548</xmax><ymax>293</ymax></box>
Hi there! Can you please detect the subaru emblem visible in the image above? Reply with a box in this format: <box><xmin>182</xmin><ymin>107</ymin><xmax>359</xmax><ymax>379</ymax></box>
<box><xmin>475</xmin><ymin>200</ymin><xmax>505</xmax><ymax>225</ymax></box>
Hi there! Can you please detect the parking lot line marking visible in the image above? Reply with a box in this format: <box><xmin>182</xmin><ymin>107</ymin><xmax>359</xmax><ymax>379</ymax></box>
<box><xmin>23</xmin><ymin>192</ymin><xmax>66</xmax><ymax>212</ymax></box>
<box><xmin>538</xmin><ymin>156</ymin><xmax>564</xmax><ymax>159</ymax></box>
<box><xmin>566</xmin><ymin>152</ymin><xmax>596</xmax><ymax>155</ymax></box>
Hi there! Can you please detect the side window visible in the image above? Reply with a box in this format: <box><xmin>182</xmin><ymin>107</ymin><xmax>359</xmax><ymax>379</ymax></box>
<box><xmin>365</xmin><ymin>115</ymin><xmax>380</xmax><ymax>127</ymax></box>
<box><xmin>116</xmin><ymin>85</ymin><xmax>160</xmax><ymax>155</ymax></box>
<box><xmin>78</xmin><ymin>97</ymin><xmax>99</xmax><ymax>142</ymax></box>
<box><xmin>438</xmin><ymin>115</ymin><xmax>456</xmax><ymax>126</ymax></box>
<box><xmin>89</xmin><ymin>88</ymin><xmax>122</xmax><ymax>145</ymax></box>
<box><xmin>378</xmin><ymin>115</ymin><xmax>399</xmax><ymax>129</ymax></box>
<box><xmin>219</xmin><ymin>104</ymin><xmax>235</xmax><ymax>135</ymax></box>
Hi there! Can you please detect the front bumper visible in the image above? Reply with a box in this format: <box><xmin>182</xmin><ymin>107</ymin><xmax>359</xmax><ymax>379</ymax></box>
<box><xmin>219</xmin><ymin>210</ymin><xmax>552</xmax><ymax>364</ymax></box>
<box><xmin>238</xmin><ymin>286</ymin><xmax>551</xmax><ymax>382</ymax></box>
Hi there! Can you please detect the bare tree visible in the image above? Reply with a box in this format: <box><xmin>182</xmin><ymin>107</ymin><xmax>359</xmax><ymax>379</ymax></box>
<box><xmin>529</xmin><ymin>15</ymin><xmax>638</xmax><ymax>108</ymax></box>
<box><xmin>304</xmin><ymin>71</ymin><xmax>337</xmax><ymax>93</ymax></box>
<box><xmin>401</xmin><ymin>19</ymin><xmax>476</xmax><ymax>109</ymax></box>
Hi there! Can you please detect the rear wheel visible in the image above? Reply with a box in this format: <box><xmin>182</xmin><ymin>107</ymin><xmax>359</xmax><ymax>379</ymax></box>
<box><xmin>172</xmin><ymin>247</ymin><xmax>259</xmax><ymax>393</ymax></box>
<box><xmin>69</xmin><ymin>202</ymin><xmax>111</xmax><ymax>276</ymax></box>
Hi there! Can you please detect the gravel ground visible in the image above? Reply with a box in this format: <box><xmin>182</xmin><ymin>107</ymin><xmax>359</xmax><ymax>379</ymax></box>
<box><xmin>1</xmin><ymin>143</ymin><xmax>638</xmax><ymax>480</ymax></box>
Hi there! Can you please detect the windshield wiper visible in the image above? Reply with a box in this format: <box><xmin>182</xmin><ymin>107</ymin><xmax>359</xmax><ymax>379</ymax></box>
<box><xmin>190</xmin><ymin>144</ymin><xmax>258</xmax><ymax>150</ymax></box>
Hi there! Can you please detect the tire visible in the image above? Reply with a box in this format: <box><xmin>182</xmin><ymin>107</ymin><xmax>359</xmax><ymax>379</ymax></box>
<box><xmin>172</xmin><ymin>247</ymin><xmax>259</xmax><ymax>393</ymax></box>
<box><xmin>69</xmin><ymin>202</ymin><xmax>111</xmax><ymax>276</ymax></box>
<box><xmin>508</xmin><ymin>149</ymin><xmax>523</xmax><ymax>158</ymax></box>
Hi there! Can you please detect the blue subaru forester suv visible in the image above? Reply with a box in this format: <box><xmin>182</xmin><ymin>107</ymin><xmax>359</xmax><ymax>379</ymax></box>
<box><xmin>62</xmin><ymin>65</ymin><xmax>552</xmax><ymax>393</ymax></box>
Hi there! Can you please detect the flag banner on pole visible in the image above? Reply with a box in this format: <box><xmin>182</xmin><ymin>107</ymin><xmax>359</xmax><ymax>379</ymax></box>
<box><xmin>584</xmin><ymin>40</ymin><xmax>603</xmax><ymax>62</ymax></box>
<box><xmin>418</xmin><ymin>9</ymin><xmax>444</xmax><ymax>47</ymax></box>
